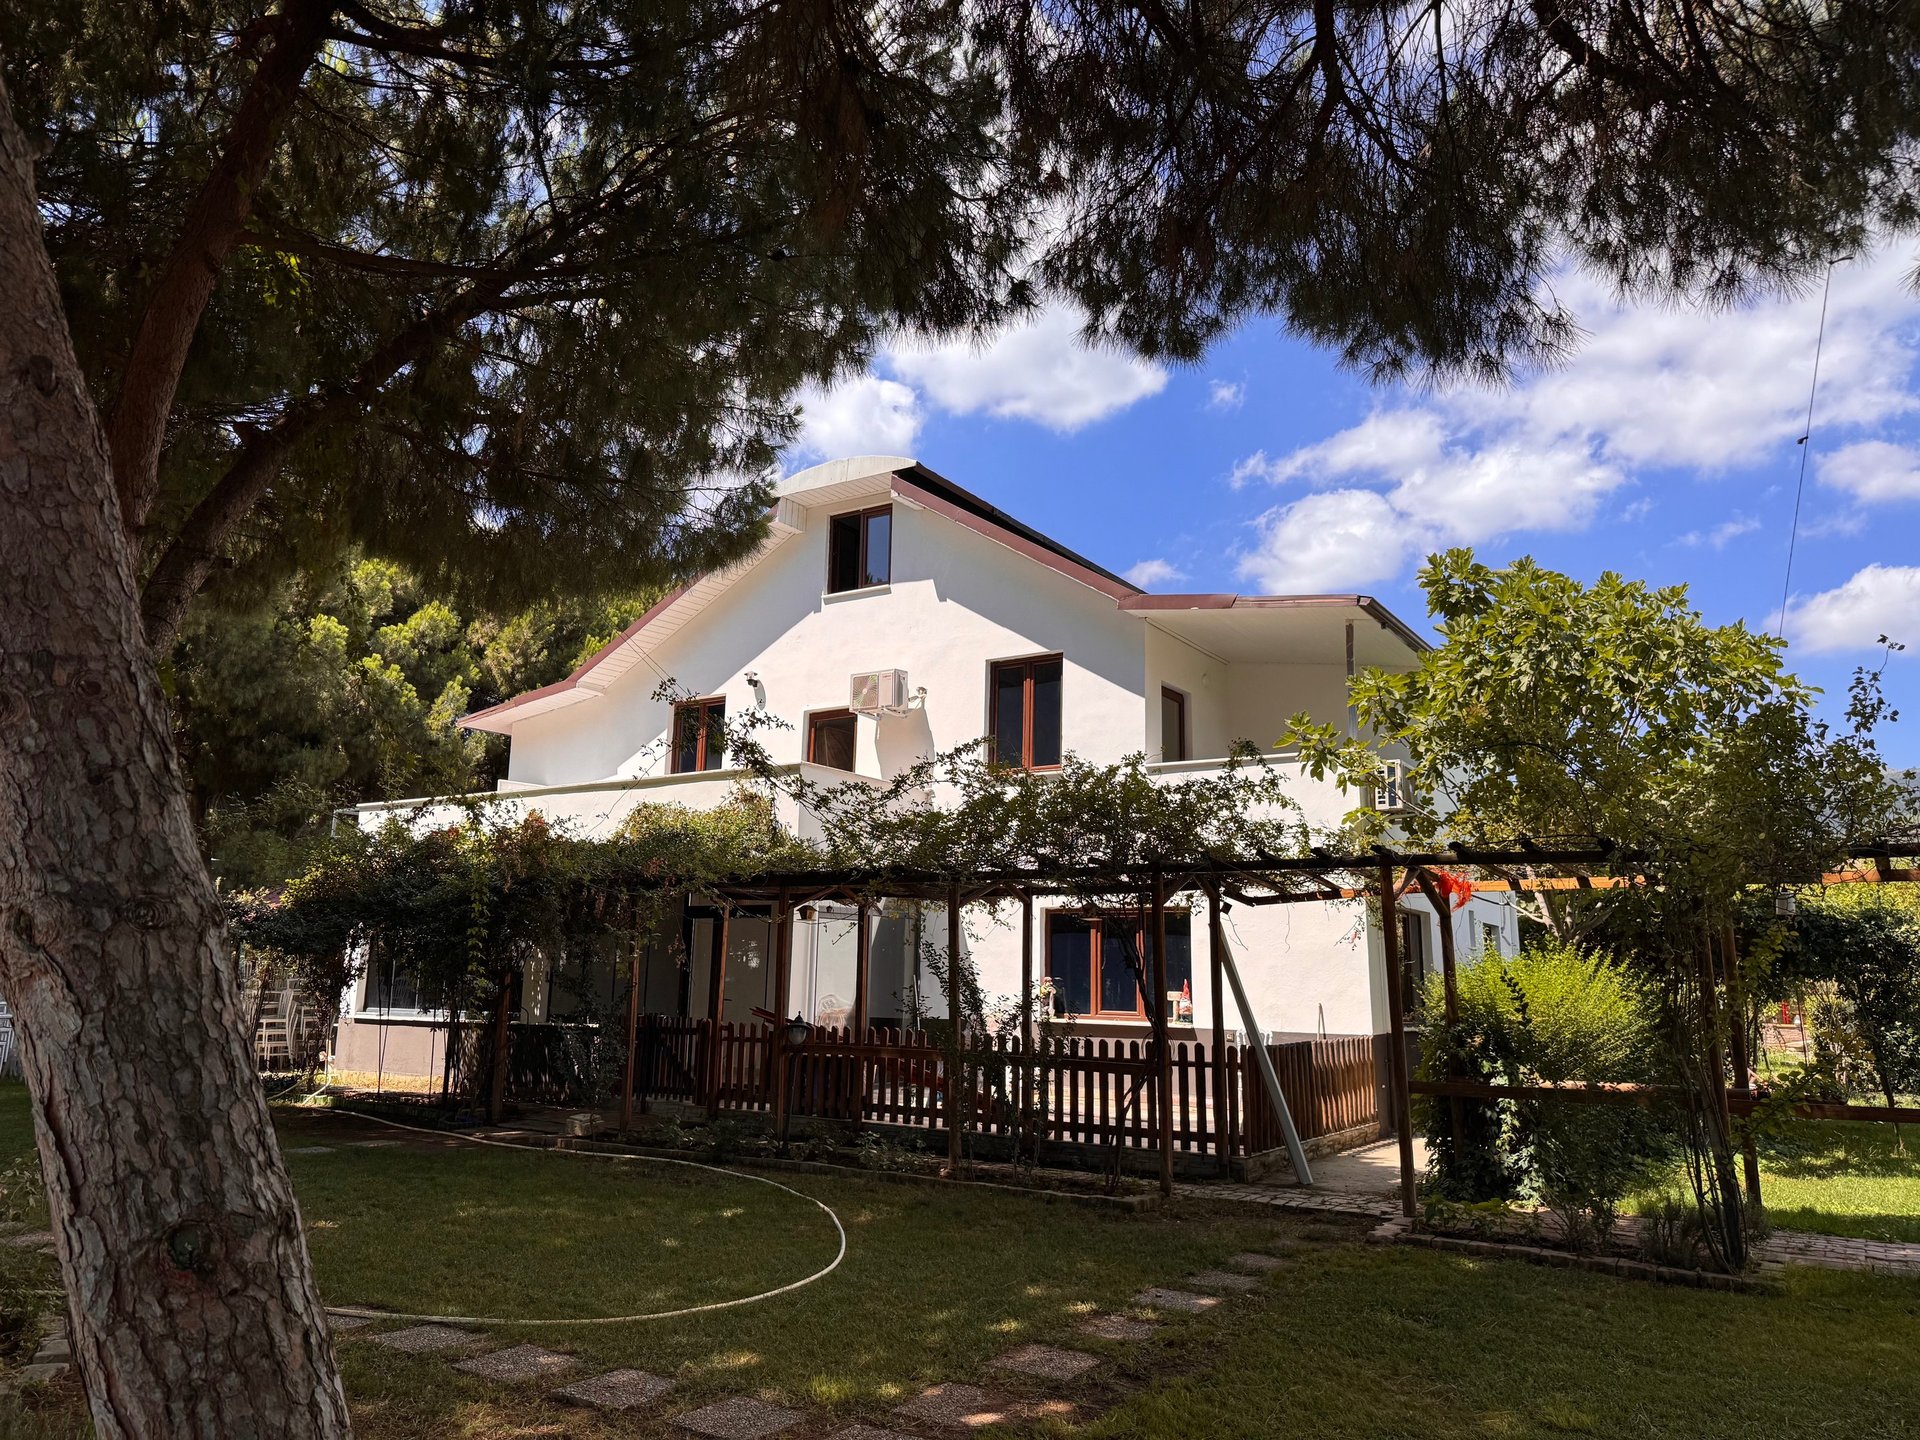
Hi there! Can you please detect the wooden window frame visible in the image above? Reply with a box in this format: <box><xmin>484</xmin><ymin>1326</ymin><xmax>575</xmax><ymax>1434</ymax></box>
<box><xmin>827</xmin><ymin>504</ymin><xmax>892</xmax><ymax>594</ymax></box>
<box><xmin>670</xmin><ymin>696</ymin><xmax>727</xmax><ymax>774</ymax></box>
<box><xmin>1160</xmin><ymin>685</ymin><xmax>1189</xmax><ymax>762</ymax></box>
<box><xmin>1044</xmin><ymin>909</ymin><xmax>1190</xmax><ymax>1021</ymax></box>
<box><xmin>987</xmin><ymin>652</ymin><xmax>1064</xmax><ymax>772</ymax></box>
<box><xmin>805</xmin><ymin>707</ymin><xmax>859</xmax><ymax>771</ymax></box>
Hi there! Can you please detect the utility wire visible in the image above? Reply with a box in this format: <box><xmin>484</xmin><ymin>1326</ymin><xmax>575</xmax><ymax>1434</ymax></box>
<box><xmin>1776</xmin><ymin>256</ymin><xmax>1851</xmax><ymax>639</ymax></box>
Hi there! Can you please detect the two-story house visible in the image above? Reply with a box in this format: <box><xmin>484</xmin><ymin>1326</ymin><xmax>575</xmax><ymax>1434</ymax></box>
<box><xmin>334</xmin><ymin>455</ymin><xmax>1516</xmax><ymax>1081</ymax></box>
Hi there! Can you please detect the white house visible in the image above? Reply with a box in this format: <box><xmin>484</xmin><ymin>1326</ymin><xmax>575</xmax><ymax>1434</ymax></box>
<box><xmin>334</xmin><ymin>456</ymin><xmax>1515</xmax><ymax>1080</ymax></box>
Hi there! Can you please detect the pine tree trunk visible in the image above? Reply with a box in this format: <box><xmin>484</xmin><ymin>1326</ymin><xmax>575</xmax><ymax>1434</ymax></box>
<box><xmin>0</xmin><ymin>79</ymin><xmax>351</xmax><ymax>1438</ymax></box>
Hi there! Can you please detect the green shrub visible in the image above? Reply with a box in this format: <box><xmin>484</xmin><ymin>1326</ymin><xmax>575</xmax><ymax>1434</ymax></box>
<box><xmin>1419</xmin><ymin>940</ymin><xmax>1678</xmax><ymax>1244</ymax></box>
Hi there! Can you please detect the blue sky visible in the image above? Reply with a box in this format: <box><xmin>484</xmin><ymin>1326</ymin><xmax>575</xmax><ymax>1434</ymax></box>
<box><xmin>788</xmin><ymin>255</ymin><xmax>1920</xmax><ymax>765</ymax></box>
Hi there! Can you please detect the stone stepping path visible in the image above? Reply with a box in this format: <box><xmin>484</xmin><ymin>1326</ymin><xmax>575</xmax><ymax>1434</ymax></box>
<box><xmin>554</xmin><ymin>1368</ymin><xmax>676</xmax><ymax>1411</ymax></box>
<box><xmin>1131</xmin><ymin>1286</ymin><xmax>1221</xmax><ymax>1314</ymax></box>
<box><xmin>991</xmin><ymin>1343</ymin><xmax>1099</xmax><ymax>1381</ymax></box>
<box><xmin>455</xmin><ymin>1343</ymin><xmax>577</xmax><ymax>1383</ymax></box>
<box><xmin>676</xmin><ymin>1395</ymin><xmax>805</xmax><ymax>1437</ymax></box>
<box><xmin>896</xmin><ymin>1382</ymin><xmax>1017</xmax><ymax>1430</ymax></box>
<box><xmin>826</xmin><ymin>1427</ymin><xmax>917</xmax><ymax>1440</ymax></box>
<box><xmin>347</xmin><ymin>1139</ymin><xmax>403</xmax><ymax>1148</ymax></box>
<box><xmin>1079</xmin><ymin>1313</ymin><xmax>1159</xmax><ymax>1342</ymax></box>
<box><xmin>1225</xmin><ymin>1251</ymin><xmax>1289</xmax><ymax>1272</ymax></box>
<box><xmin>1185</xmin><ymin>1269</ymin><xmax>1260</xmax><ymax>1292</ymax></box>
<box><xmin>283</xmin><ymin>1145</ymin><xmax>335</xmax><ymax>1155</ymax></box>
<box><xmin>372</xmin><ymin>1324</ymin><xmax>482</xmax><ymax>1353</ymax></box>
<box><xmin>328</xmin><ymin>1312</ymin><xmax>375</xmax><ymax>1332</ymax></box>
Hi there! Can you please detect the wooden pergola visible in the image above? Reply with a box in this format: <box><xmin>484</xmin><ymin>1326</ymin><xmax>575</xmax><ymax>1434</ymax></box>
<box><xmin>610</xmin><ymin>839</ymin><xmax>1621</xmax><ymax>1199</ymax></box>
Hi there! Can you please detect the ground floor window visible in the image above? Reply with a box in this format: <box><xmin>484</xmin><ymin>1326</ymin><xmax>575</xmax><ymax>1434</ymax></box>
<box><xmin>1045</xmin><ymin>910</ymin><xmax>1192</xmax><ymax>1020</ymax></box>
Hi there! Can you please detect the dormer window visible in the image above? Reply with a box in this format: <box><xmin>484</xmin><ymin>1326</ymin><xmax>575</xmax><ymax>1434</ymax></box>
<box><xmin>828</xmin><ymin>506</ymin><xmax>891</xmax><ymax>593</ymax></box>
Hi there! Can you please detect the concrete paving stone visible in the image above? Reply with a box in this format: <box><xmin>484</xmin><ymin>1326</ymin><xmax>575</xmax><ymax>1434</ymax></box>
<box><xmin>349</xmin><ymin>1139</ymin><xmax>403</xmax><ymax>1148</ymax></box>
<box><xmin>991</xmin><ymin>1343</ymin><xmax>1099</xmax><ymax>1380</ymax></box>
<box><xmin>896</xmin><ymin>1382</ymin><xmax>1021</xmax><ymax>1430</ymax></box>
<box><xmin>326</xmin><ymin>1312</ymin><xmax>376</xmax><ymax>1331</ymax></box>
<box><xmin>371</xmin><ymin>1324</ymin><xmax>483</xmax><ymax>1353</ymax></box>
<box><xmin>454</xmin><ymin>1343</ymin><xmax>578</xmax><ymax>1383</ymax></box>
<box><xmin>825</xmin><ymin>1428</ymin><xmax>919</xmax><ymax>1440</ymax></box>
<box><xmin>1225</xmin><ymin>1252</ymin><xmax>1289</xmax><ymax>1272</ymax></box>
<box><xmin>1130</xmin><ymin>1287</ymin><xmax>1221</xmax><ymax>1314</ymax></box>
<box><xmin>1079</xmin><ymin>1314</ymin><xmax>1159</xmax><ymax>1342</ymax></box>
<box><xmin>1186</xmin><ymin>1269</ymin><xmax>1261</xmax><ymax>1292</ymax></box>
<box><xmin>675</xmin><ymin>1396</ymin><xmax>806</xmax><ymax>1438</ymax></box>
<box><xmin>554</xmin><ymin>1368</ymin><xmax>676</xmax><ymax>1411</ymax></box>
<box><xmin>282</xmin><ymin>1146</ymin><xmax>335</xmax><ymax>1155</ymax></box>
<box><xmin>0</xmin><ymin>1231</ymin><xmax>54</xmax><ymax>1249</ymax></box>
<box><xmin>16</xmin><ymin>1364</ymin><xmax>68</xmax><ymax>1386</ymax></box>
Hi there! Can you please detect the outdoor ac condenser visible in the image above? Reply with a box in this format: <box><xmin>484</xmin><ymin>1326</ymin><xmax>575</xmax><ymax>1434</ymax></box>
<box><xmin>1372</xmin><ymin>758</ymin><xmax>1408</xmax><ymax>813</ymax></box>
<box><xmin>849</xmin><ymin>668</ymin><xmax>910</xmax><ymax>714</ymax></box>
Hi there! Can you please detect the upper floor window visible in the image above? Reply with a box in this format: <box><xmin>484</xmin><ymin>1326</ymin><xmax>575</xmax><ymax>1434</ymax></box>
<box><xmin>1160</xmin><ymin>686</ymin><xmax>1189</xmax><ymax>762</ymax></box>
<box><xmin>989</xmin><ymin>654</ymin><xmax>1063</xmax><ymax>770</ymax></box>
<box><xmin>1045</xmin><ymin>910</ymin><xmax>1193</xmax><ymax>1021</ymax></box>
<box><xmin>671</xmin><ymin>697</ymin><xmax>727</xmax><ymax>774</ymax></box>
<box><xmin>828</xmin><ymin>506</ymin><xmax>892</xmax><ymax>593</ymax></box>
<box><xmin>807</xmin><ymin>709</ymin><xmax>858</xmax><ymax>771</ymax></box>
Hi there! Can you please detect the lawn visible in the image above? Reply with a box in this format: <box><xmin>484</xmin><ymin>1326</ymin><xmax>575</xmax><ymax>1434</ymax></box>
<box><xmin>4</xmin><ymin>1086</ymin><xmax>1920</xmax><ymax>1439</ymax></box>
<box><xmin>1758</xmin><ymin>1119</ymin><xmax>1920</xmax><ymax>1244</ymax></box>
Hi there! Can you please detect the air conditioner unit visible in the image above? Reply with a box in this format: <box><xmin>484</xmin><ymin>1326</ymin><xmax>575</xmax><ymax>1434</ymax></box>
<box><xmin>850</xmin><ymin>668</ymin><xmax>910</xmax><ymax>714</ymax></box>
<box><xmin>1372</xmin><ymin>759</ymin><xmax>1407</xmax><ymax>813</ymax></box>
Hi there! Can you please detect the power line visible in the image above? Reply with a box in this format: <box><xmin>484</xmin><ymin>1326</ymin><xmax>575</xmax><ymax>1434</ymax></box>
<box><xmin>1776</xmin><ymin>256</ymin><xmax>1852</xmax><ymax>639</ymax></box>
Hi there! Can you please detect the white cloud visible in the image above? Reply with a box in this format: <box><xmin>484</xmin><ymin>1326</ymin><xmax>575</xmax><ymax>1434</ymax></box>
<box><xmin>1820</xmin><ymin>440</ymin><xmax>1920</xmax><ymax>503</ymax></box>
<box><xmin>1239</xmin><ymin>489</ymin><xmax>1415</xmax><ymax>592</ymax></box>
<box><xmin>1124</xmin><ymin>557</ymin><xmax>1187</xmax><ymax>588</ymax></box>
<box><xmin>886</xmin><ymin>301</ymin><xmax>1168</xmax><ymax>432</ymax></box>
<box><xmin>1207</xmin><ymin>380</ymin><xmax>1245</xmax><ymax>412</ymax></box>
<box><xmin>1784</xmin><ymin>564</ymin><xmax>1920</xmax><ymax>653</ymax></box>
<box><xmin>1676</xmin><ymin>514</ymin><xmax>1762</xmax><ymax>549</ymax></box>
<box><xmin>1231</xmin><ymin>251</ymin><xmax>1920</xmax><ymax>592</ymax></box>
<box><xmin>792</xmin><ymin>375</ymin><xmax>922</xmax><ymax>461</ymax></box>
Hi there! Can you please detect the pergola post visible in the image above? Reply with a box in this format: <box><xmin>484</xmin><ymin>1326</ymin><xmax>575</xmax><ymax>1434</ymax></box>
<box><xmin>853</xmin><ymin>900</ymin><xmax>871</xmax><ymax>1034</ymax></box>
<box><xmin>1379</xmin><ymin>865</ymin><xmax>1416</xmax><ymax>1217</ymax></box>
<box><xmin>1019</xmin><ymin>889</ymin><xmax>1036</xmax><ymax>1157</ymax></box>
<box><xmin>705</xmin><ymin>905</ymin><xmax>730</xmax><ymax>1119</ymax></box>
<box><xmin>1208</xmin><ymin>886</ymin><xmax>1231</xmax><ymax>1174</ymax></box>
<box><xmin>620</xmin><ymin>915</ymin><xmax>642</xmax><ymax>1132</ymax></box>
<box><xmin>1150</xmin><ymin>872</ymin><xmax>1174</xmax><ymax>1197</ymax></box>
<box><xmin>771</xmin><ymin>892</ymin><xmax>793</xmax><ymax>1139</ymax></box>
<box><xmin>947</xmin><ymin>880</ymin><xmax>964</xmax><ymax>1172</ymax></box>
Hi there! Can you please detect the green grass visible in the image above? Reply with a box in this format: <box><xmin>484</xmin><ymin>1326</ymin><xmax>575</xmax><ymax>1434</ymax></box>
<box><xmin>1075</xmin><ymin>1246</ymin><xmax>1920</xmax><ymax>1440</ymax></box>
<box><xmin>1758</xmin><ymin>1119</ymin><xmax>1920</xmax><ymax>1244</ymax></box>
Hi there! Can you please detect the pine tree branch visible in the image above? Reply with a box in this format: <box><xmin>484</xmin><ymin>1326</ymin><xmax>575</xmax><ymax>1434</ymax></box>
<box><xmin>103</xmin><ymin>0</ymin><xmax>335</xmax><ymax>540</ymax></box>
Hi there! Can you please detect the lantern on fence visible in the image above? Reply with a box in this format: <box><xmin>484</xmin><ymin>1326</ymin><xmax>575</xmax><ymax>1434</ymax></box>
<box><xmin>784</xmin><ymin>1014</ymin><xmax>814</xmax><ymax>1049</ymax></box>
<box><xmin>1774</xmin><ymin>889</ymin><xmax>1799</xmax><ymax>917</ymax></box>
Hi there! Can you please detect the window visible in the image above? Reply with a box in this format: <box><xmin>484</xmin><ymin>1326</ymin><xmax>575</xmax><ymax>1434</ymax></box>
<box><xmin>1045</xmin><ymin>911</ymin><xmax>1192</xmax><ymax>1020</ymax></box>
<box><xmin>1160</xmin><ymin>686</ymin><xmax>1189</xmax><ymax>762</ymax></box>
<box><xmin>363</xmin><ymin>943</ymin><xmax>429</xmax><ymax>1015</ymax></box>
<box><xmin>671</xmin><ymin>697</ymin><xmax>726</xmax><ymax>773</ymax></box>
<box><xmin>1481</xmin><ymin>922</ymin><xmax>1503</xmax><ymax>956</ymax></box>
<box><xmin>1398</xmin><ymin>909</ymin><xmax>1429</xmax><ymax>1018</ymax></box>
<box><xmin>988</xmin><ymin>654</ymin><xmax>1063</xmax><ymax>770</ymax></box>
<box><xmin>828</xmin><ymin>506</ymin><xmax>892</xmax><ymax>593</ymax></box>
<box><xmin>806</xmin><ymin>709</ymin><xmax>858</xmax><ymax>771</ymax></box>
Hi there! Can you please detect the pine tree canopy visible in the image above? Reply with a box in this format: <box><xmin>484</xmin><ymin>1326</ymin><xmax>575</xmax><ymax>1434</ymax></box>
<box><xmin>6</xmin><ymin>1</ymin><xmax>1914</xmax><ymax>647</ymax></box>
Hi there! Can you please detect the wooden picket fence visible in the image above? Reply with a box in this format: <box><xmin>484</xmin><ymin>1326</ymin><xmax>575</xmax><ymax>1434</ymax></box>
<box><xmin>610</xmin><ymin>1017</ymin><xmax>1382</xmax><ymax>1160</ymax></box>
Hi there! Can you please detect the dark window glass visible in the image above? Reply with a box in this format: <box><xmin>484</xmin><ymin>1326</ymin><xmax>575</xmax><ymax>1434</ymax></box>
<box><xmin>1160</xmin><ymin>687</ymin><xmax>1188</xmax><ymax>761</ymax></box>
<box><xmin>1399</xmin><ymin>910</ymin><xmax>1428</xmax><ymax>1017</ymax></box>
<box><xmin>1030</xmin><ymin>657</ymin><xmax>1062</xmax><ymax>766</ymax></box>
<box><xmin>1164</xmin><ymin>921</ymin><xmax>1193</xmax><ymax>1016</ymax></box>
<box><xmin>672</xmin><ymin>699</ymin><xmax>725</xmax><ymax>773</ymax></box>
<box><xmin>827</xmin><ymin>507</ymin><xmax>891</xmax><ymax>593</ymax></box>
<box><xmin>992</xmin><ymin>662</ymin><xmax>1027</xmax><ymax>767</ymax></box>
<box><xmin>828</xmin><ymin>512</ymin><xmax>862</xmax><ymax>593</ymax></box>
<box><xmin>1048</xmin><ymin>917</ymin><xmax>1093</xmax><ymax>1016</ymax></box>
<box><xmin>1101</xmin><ymin>929</ymin><xmax>1142</xmax><ymax>1014</ymax></box>
<box><xmin>862</xmin><ymin>510</ymin><xmax>891</xmax><ymax>586</ymax></box>
<box><xmin>808</xmin><ymin>711</ymin><xmax>858</xmax><ymax>771</ymax></box>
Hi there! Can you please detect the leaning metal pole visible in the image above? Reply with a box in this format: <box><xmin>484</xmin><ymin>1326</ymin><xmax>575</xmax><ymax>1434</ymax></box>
<box><xmin>1217</xmin><ymin>930</ymin><xmax>1314</xmax><ymax>1186</ymax></box>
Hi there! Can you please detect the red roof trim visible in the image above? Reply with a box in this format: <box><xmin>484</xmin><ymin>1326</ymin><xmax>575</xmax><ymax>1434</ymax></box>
<box><xmin>892</xmin><ymin>475</ymin><xmax>1142</xmax><ymax>602</ymax></box>
<box><xmin>457</xmin><ymin>583</ymin><xmax>692</xmax><ymax>731</ymax></box>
